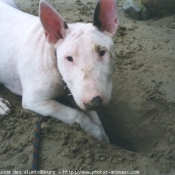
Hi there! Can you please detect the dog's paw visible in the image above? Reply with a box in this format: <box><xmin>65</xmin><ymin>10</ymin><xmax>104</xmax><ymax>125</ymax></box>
<box><xmin>0</xmin><ymin>97</ymin><xmax>11</xmax><ymax>116</ymax></box>
<box><xmin>76</xmin><ymin>113</ymin><xmax>109</xmax><ymax>143</ymax></box>
<box><xmin>85</xmin><ymin>111</ymin><xmax>110</xmax><ymax>143</ymax></box>
<box><xmin>91</xmin><ymin>125</ymin><xmax>109</xmax><ymax>143</ymax></box>
<box><xmin>98</xmin><ymin>126</ymin><xmax>109</xmax><ymax>143</ymax></box>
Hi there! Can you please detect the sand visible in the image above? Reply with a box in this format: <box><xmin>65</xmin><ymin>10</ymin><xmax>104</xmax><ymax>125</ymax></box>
<box><xmin>0</xmin><ymin>0</ymin><xmax>175</xmax><ymax>174</ymax></box>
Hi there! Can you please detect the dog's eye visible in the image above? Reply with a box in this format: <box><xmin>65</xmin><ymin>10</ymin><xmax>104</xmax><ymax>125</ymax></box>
<box><xmin>67</xmin><ymin>56</ymin><xmax>73</xmax><ymax>62</ymax></box>
<box><xmin>99</xmin><ymin>50</ymin><xmax>106</xmax><ymax>57</ymax></box>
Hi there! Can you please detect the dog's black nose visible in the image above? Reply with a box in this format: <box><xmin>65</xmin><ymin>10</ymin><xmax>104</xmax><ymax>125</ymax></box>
<box><xmin>84</xmin><ymin>96</ymin><xmax>102</xmax><ymax>110</ymax></box>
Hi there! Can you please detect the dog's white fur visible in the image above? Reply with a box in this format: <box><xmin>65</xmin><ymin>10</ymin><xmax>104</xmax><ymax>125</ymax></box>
<box><xmin>0</xmin><ymin>0</ymin><xmax>118</xmax><ymax>142</ymax></box>
<box><xmin>0</xmin><ymin>0</ymin><xmax>17</xmax><ymax>8</ymax></box>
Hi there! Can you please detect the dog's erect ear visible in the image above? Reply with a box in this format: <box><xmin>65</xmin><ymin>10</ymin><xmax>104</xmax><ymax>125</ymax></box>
<box><xmin>39</xmin><ymin>0</ymin><xmax>68</xmax><ymax>44</ymax></box>
<box><xmin>93</xmin><ymin>0</ymin><xmax>119</xmax><ymax>37</ymax></box>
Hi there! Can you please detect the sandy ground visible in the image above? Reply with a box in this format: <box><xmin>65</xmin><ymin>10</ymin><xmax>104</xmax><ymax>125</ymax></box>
<box><xmin>0</xmin><ymin>0</ymin><xmax>175</xmax><ymax>174</ymax></box>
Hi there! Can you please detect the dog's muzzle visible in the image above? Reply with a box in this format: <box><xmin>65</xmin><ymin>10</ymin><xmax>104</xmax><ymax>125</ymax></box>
<box><xmin>62</xmin><ymin>78</ymin><xmax>102</xmax><ymax>110</ymax></box>
<box><xmin>84</xmin><ymin>96</ymin><xmax>102</xmax><ymax>110</ymax></box>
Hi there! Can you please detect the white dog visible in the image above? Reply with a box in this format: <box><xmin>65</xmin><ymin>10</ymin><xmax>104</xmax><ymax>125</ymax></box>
<box><xmin>0</xmin><ymin>0</ymin><xmax>119</xmax><ymax>142</ymax></box>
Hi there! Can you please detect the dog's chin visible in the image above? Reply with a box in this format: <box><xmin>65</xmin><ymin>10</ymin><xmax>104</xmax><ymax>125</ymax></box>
<box><xmin>76</xmin><ymin>102</ymin><xmax>86</xmax><ymax>111</ymax></box>
<box><xmin>74</xmin><ymin>100</ymin><xmax>89</xmax><ymax>111</ymax></box>
<box><xmin>76</xmin><ymin>102</ymin><xmax>99</xmax><ymax>112</ymax></box>
<box><xmin>68</xmin><ymin>95</ymin><xmax>86</xmax><ymax>111</ymax></box>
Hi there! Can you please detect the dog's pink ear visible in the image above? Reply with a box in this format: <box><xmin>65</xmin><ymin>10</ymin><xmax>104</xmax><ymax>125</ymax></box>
<box><xmin>93</xmin><ymin>0</ymin><xmax>119</xmax><ymax>37</ymax></box>
<box><xmin>39</xmin><ymin>0</ymin><xmax>68</xmax><ymax>44</ymax></box>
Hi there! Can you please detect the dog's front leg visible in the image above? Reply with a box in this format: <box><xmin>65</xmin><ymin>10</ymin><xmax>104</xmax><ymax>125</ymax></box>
<box><xmin>86</xmin><ymin>111</ymin><xmax>109</xmax><ymax>143</ymax></box>
<box><xmin>0</xmin><ymin>97</ymin><xmax>11</xmax><ymax>116</ymax></box>
<box><xmin>22</xmin><ymin>96</ymin><xmax>106</xmax><ymax>141</ymax></box>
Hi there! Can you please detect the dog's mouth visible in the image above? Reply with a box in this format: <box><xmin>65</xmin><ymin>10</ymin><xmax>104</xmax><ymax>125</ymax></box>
<box><xmin>61</xmin><ymin>78</ymin><xmax>103</xmax><ymax>111</ymax></box>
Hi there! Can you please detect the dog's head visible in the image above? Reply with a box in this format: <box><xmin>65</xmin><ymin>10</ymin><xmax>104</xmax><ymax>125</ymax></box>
<box><xmin>39</xmin><ymin>0</ymin><xmax>119</xmax><ymax>110</ymax></box>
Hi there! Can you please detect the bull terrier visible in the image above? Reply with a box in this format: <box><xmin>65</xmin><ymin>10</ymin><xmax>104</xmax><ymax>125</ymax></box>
<box><xmin>0</xmin><ymin>0</ymin><xmax>119</xmax><ymax>142</ymax></box>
